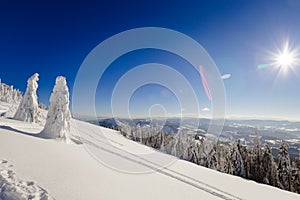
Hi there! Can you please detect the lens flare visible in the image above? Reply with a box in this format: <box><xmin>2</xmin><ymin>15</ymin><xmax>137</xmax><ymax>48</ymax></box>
<box><xmin>257</xmin><ymin>63</ymin><xmax>270</xmax><ymax>69</ymax></box>
<box><xmin>258</xmin><ymin>41</ymin><xmax>299</xmax><ymax>74</ymax></box>
<box><xmin>199</xmin><ymin>65</ymin><xmax>212</xmax><ymax>101</ymax></box>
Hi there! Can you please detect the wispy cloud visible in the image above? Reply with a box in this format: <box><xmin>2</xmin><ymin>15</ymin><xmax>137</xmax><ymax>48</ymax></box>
<box><xmin>201</xmin><ymin>107</ymin><xmax>210</xmax><ymax>112</ymax></box>
<box><xmin>221</xmin><ymin>74</ymin><xmax>231</xmax><ymax>80</ymax></box>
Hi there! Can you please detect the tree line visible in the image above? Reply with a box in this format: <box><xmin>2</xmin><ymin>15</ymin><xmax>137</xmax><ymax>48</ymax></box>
<box><xmin>114</xmin><ymin>122</ymin><xmax>300</xmax><ymax>193</ymax></box>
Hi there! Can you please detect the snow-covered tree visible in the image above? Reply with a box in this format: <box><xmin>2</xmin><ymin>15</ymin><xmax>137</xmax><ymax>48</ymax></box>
<box><xmin>222</xmin><ymin>144</ymin><xmax>234</xmax><ymax>174</ymax></box>
<box><xmin>14</xmin><ymin>73</ymin><xmax>40</xmax><ymax>123</ymax></box>
<box><xmin>170</xmin><ymin>130</ymin><xmax>188</xmax><ymax>159</ymax></box>
<box><xmin>250</xmin><ymin>134</ymin><xmax>263</xmax><ymax>182</ymax></box>
<box><xmin>291</xmin><ymin>161</ymin><xmax>300</xmax><ymax>193</ymax></box>
<box><xmin>145</xmin><ymin>129</ymin><xmax>164</xmax><ymax>150</ymax></box>
<box><xmin>0</xmin><ymin>81</ymin><xmax>22</xmax><ymax>104</ymax></box>
<box><xmin>206</xmin><ymin>140</ymin><xmax>219</xmax><ymax>170</ymax></box>
<box><xmin>40</xmin><ymin>76</ymin><xmax>71</xmax><ymax>143</ymax></box>
<box><xmin>231</xmin><ymin>140</ymin><xmax>245</xmax><ymax>177</ymax></box>
<box><xmin>237</xmin><ymin>141</ymin><xmax>251</xmax><ymax>178</ymax></box>
<box><xmin>195</xmin><ymin>137</ymin><xmax>213</xmax><ymax>166</ymax></box>
<box><xmin>183</xmin><ymin>136</ymin><xmax>201</xmax><ymax>165</ymax></box>
<box><xmin>117</xmin><ymin>119</ymin><xmax>133</xmax><ymax>138</ymax></box>
<box><xmin>277</xmin><ymin>140</ymin><xmax>291</xmax><ymax>190</ymax></box>
<box><xmin>262</xmin><ymin>143</ymin><xmax>278</xmax><ymax>186</ymax></box>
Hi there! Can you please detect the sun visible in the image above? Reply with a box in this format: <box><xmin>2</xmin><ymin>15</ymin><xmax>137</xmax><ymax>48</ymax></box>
<box><xmin>272</xmin><ymin>42</ymin><xmax>299</xmax><ymax>72</ymax></box>
<box><xmin>275</xmin><ymin>49</ymin><xmax>296</xmax><ymax>69</ymax></box>
<box><xmin>258</xmin><ymin>41</ymin><xmax>299</xmax><ymax>71</ymax></box>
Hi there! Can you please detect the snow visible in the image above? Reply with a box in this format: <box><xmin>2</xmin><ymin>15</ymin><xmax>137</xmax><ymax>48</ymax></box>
<box><xmin>0</xmin><ymin>160</ymin><xmax>53</xmax><ymax>200</ymax></box>
<box><xmin>265</xmin><ymin>139</ymin><xmax>276</xmax><ymax>145</ymax></box>
<box><xmin>0</xmin><ymin>102</ymin><xmax>299</xmax><ymax>199</ymax></box>
<box><xmin>40</xmin><ymin>76</ymin><xmax>71</xmax><ymax>143</ymax></box>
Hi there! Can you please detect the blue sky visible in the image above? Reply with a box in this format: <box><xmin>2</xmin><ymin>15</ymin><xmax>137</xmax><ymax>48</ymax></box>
<box><xmin>1</xmin><ymin>0</ymin><xmax>300</xmax><ymax>120</ymax></box>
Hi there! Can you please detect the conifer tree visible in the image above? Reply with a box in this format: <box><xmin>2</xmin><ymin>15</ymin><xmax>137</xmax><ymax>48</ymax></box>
<box><xmin>250</xmin><ymin>134</ymin><xmax>263</xmax><ymax>182</ymax></box>
<box><xmin>278</xmin><ymin>140</ymin><xmax>292</xmax><ymax>190</ymax></box>
<box><xmin>262</xmin><ymin>143</ymin><xmax>278</xmax><ymax>186</ymax></box>
<box><xmin>231</xmin><ymin>140</ymin><xmax>245</xmax><ymax>177</ymax></box>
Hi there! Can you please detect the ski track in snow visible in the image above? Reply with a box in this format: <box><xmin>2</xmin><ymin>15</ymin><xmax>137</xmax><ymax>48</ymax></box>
<box><xmin>0</xmin><ymin>159</ymin><xmax>54</xmax><ymax>200</ymax></box>
<box><xmin>79</xmin><ymin>124</ymin><xmax>243</xmax><ymax>200</ymax></box>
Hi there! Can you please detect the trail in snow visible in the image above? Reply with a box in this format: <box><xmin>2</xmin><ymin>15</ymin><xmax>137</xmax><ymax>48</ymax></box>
<box><xmin>78</xmin><ymin>124</ymin><xmax>242</xmax><ymax>200</ymax></box>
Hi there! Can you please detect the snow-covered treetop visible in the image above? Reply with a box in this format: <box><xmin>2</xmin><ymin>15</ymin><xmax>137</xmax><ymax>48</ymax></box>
<box><xmin>27</xmin><ymin>73</ymin><xmax>39</xmax><ymax>92</ymax></box>
<box><xmin>49</xmin><ymin>76</ymin><xmax>70</xmax><ymax>112</ymax></box>
<box><xmin>52</xmin><ymin>76</ymin><xmax>68</xmax><ymax>93</ymax></box>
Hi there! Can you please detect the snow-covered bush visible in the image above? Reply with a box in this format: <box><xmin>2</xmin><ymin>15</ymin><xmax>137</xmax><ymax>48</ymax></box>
<box><xmin>13</xmin><ymin>73</ymin><xmax>40</xmax><ymax>123</ymax></box>
<box><xmin>40</xmin><ymin>76</ymin><xmax>71</xmax><ymax>143</ymax></box>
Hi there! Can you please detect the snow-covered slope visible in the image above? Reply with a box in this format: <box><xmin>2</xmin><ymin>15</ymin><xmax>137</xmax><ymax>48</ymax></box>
<box><xmin>0</xmin><ymin>102</ymin><xmax>299</xmax><ymax>200</ymax></box>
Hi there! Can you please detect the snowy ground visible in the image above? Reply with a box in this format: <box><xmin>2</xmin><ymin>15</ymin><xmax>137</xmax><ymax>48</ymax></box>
<box><xmin>0</xmin><ymin>101</ymin><xmax>299</xmax><ymax>200</ymax></box>
<box><xmin>0</xmin><ymin>159</ymin><xmax>53</xmax><ymax>200</ymax></box>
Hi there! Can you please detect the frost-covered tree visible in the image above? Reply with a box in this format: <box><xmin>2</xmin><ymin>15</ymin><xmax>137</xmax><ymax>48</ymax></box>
<box><xmin>183</xmin><ymin>136</ymin><xmax>201</xmax><ymax>164</ymax></box>
<box><xmin>196</xmin><ymin>138</ymin><xmax>214</xmax><ymax>166</ymax></box>
<box><xmin>117</xmin><ymin>119</ymin><xmax>133</xmax><ymax>138</ymax></box>
<box><xmin>40</xmin><ymin>76</ymin><xmax>71</xmax><ymax>143</ymax></box>
<box><xmin>206</xmin><ymin>140</ymin><xmax>220</xmax><ymax>170</ymax></box>
<box><xmin>262</xmin><ymin>143</ymin><xmax>278</xmax><ymax>186</ymax></box>
<box><xmin>14</xmin><ymin>73</ymin><xmax>40</xmax><ymax>123</ymax></box>
<box><xmin>277</xmin><ymin>140</ymin><xmax>291</xmax><ymax>190</ymax></box>
<box><xmin>291</xmin><ymin>161</ymin><xmax>300</xmax><ymax>193</ymax></box>
<box><xmin>170</xmin><ymin>130</ymin><xmax>188</xmax><ymax>159</ymax></box>
<box><xmin>159</xmin><ymin>132</ymin><xmax>166</xmax><ymax>152</ymax></box>
<box><xmin>0</xmin><ymin>82</ymin><xmax>22</xmax><ymax>103</ymax></box>
<box><xmin>146</xmin><ymin>129</ymin><xmax>165</xmax><ymax>150</ymax></box>
<box><xmin>231</xmin><ymin>140</ymin><xmax>245</xmax><ymax>177</ymax></box>
<box><xmin>237</xmin><ymin>141</ymin><xmax>251</xmax><ymax>178</ymax></box>
<box><xmin>250</xmin><ymin>134</ymin><xmax>263</xmax><ymax>182</ymax></box>
<box><xmin>214</xmin><ymin>142</ymin><xmax>227</xmax><ymax>173</ymax></box>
